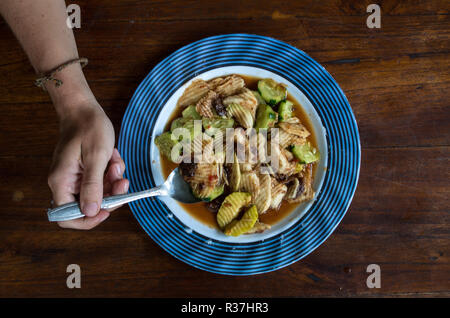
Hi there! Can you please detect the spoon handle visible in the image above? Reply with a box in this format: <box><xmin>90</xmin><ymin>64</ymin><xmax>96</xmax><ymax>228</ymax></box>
<box><xmin>47</xmin><ymin>186</ymin><xmax>166</xmax><ymax>222</ymax></box>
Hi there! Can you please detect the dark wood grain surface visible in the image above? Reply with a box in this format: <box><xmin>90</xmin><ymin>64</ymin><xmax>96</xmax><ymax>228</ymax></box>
<box><xmin>0</xmin><ymin>0</ymin><xmax>448</xmax><ymax>297</ymax></box>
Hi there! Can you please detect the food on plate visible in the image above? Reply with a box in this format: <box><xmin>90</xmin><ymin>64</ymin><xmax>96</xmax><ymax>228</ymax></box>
<box><xmin>155</xmin><ymin>75</ymin><xmax>320</xmax><ymax>236</ymax></box>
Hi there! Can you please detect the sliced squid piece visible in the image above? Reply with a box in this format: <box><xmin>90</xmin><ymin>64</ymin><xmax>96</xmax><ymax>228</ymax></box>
<box><xmin>277</xmin><ymin>129</ymin><xmax>291</xmax><ymax>148</ymax></box>
<box><xmin>246</xmin><ymin>131</ymin><xmax>259</xmax><ymax>165</ymax></box>
<box><xmin>223</xmin><ymin>88</ymin><xmax>258</xmax><ymax>118</ymax></box>
<box><xmin>278</xmin><ymin>122</ymin><xmax>311</xmax><ymax>138</ymax></box>
<box><xmin>234</xmin><ymin>128</ymin><xmax>248</xmax><ymax>154</ymax></box>
<box><xmin>209</xmin><ymin>75</ymin><xmax>245</xmax><ymax>97</ymax></box>
<box><xmin>288</xmin><ymin>164</ymin><xmax>315</xmax><ymax>203</ymax></box>
<box><xmin>281</xmin><ymin>147</ymin><xmax>294</xmax><ymax>161</ymax></box>
<box><xmin>239</xmin><ymin>171</ymin><xmax>260</xmax><ymax>200</ymax></box>
<box><xmin>195</xmin><ymin>90</ymin><xmax>217</xmax><ymax>118</ymax></box>
<box><xmin>192</xmin><ymin>133</ymin><xmax>216</xmax><ymax>163</ymax></box>
<box><xmin>191</xmin><ymin>133</ymin><xmax>203</xmax><ymax>159</ymax></box>
<box><xmin>279</xmin><ymin>159</ymin><xmax>297</xmax><ymax>176</ymax></box>
<box><xmin>240</xmin><ymin>163</ymin><xmax>253</xmax><ymax>172</ymax></box>
<box><xmin>226</xmin><ymin>103</ymin><xmax>254</xmax><ymax>128</ymax></box>
<box><xmin>270</xmin><ymin>180</ymin><xmax>287</xmax><ymax>210</ymax></box>
<box><xmin>254</xmin><ymin>173</ymin><xmax>271</xmax><ymax>214</ymax></box>
<box><xmin>267</xmin><ymin>144</ymin><xmax>294</xmax><ymax>176</ymax></box>
<box><xmin>186</xmin><ymin>163</ymin><xmax>220</xmax><ymax>187</ymax></box>
<box><xmin>225</xmin><ymin>128</ymin><xmax>248</xmax><ymax>161</ymax></box>
<box><xmin>285</xmin><ymin>178</ymin><xmax>301</xmax><ymax>201</ymax></box>
<box><xmin>257</xmin><ymin>131</ymin><xmax>271</xmax><ymax>164</ymax></box>
<box><xmin>208</xmin><ymin>77</ymin><xmax>224</xmax><ymax>89</ymax></box>
<box><xmin>225</xmin><ymin>129</ymin><xmax>249</xmax><ymax>165</ymax></box>
<box><xmin>202</xmin><ymin>134</ymin><xmax>215</xmax><ymax>162</ymax></box>
<box><xmin>177</xmin><ymin>79</ymin><xmax>210</xmax><ymax>108</ymax></box>
<box><xmin>290</xmin><ymin>135</ymin><xmax>306</xmax><ymax>146</ymax></box>
<box><xmin>278</xmin><ymin>129</ymin><xmax>306</xmax><ymax>148</ymax></box>
<box><xmin>282</xmin><ymin>116</ymin><xmax>301</xmax><ymax>124</ymax></box>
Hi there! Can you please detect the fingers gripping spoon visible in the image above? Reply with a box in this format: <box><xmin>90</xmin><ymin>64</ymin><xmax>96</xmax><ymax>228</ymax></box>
<box><xmin>47</xmin><ymin>168</ymin><xmax>199</xmax><ymax>222</ymax></box>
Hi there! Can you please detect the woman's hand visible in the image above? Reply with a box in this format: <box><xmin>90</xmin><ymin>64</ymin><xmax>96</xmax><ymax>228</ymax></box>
<box><xmin>48</xmin><ymin>97</ymin><xmax>129</xmax><ymax>229</ymax></box>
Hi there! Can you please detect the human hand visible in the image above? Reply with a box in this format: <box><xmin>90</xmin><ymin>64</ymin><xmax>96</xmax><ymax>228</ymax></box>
<box><xmin>48</xmin><ymin>97</ymin><xmax>129</xmax><ymax>229</ymax></box>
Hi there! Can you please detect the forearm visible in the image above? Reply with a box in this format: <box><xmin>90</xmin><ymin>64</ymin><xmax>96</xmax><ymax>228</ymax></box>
<box><xmin>0</xmin><ymin>0</ymin><xmax>92</xmax><ymax>116</ymax></box>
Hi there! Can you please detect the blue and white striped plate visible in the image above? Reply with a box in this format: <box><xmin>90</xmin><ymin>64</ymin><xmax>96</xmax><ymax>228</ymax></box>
<box><xmin>118</xmin><ymin>34</ymin><xmax>360</xmax><ymax>275</ymax></box>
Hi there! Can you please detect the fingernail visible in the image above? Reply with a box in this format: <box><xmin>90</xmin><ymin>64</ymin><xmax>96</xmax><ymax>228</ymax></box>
<box><xmin>83</xmin><ymin>202</ymin><xmax>98</xmax><ymax>216</ymax></box>
<box><xmin>115</xmin><ymin>163</ymin><xmax>122</xmax><ymax>176</ymax></box>
<box><xmin>124</xmin><ymin>181</ymin><xmax>129</xmax><ymax>193</ymax></box>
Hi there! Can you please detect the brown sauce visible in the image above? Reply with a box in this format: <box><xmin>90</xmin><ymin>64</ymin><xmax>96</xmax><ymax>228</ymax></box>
<box><xmin>160</xmin><ymin>75</ymin><xmax>318</xmax><ymax>229</ymax></box>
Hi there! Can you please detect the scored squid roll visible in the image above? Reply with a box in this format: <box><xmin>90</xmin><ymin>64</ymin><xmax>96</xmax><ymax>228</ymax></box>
<box><xmin>226</xmin><ymin>103</ymin><xmax>254</xmax><ymax>128</ymax></box>
<box><xmin>278</xmin><ymin>121</ymin><xmax>311</xmax><ymax>138</ymax></box>
<box><xmin>209</xmin><ymin>74</ymin><xmax>245</xmax><ymax>97</ymax></box>
<box><xmin>254</xmin><ymin>173</ymin><xmax>272</xmax><ymax>214</ymax></box>
<box><xmin>223</xmin><ymin>87</ymin><xmax>258</xmax><ymax>117</ymax></box>
<box><xmin>177</xmin><ymin>79</ymin><xmax>210</xmax><ymax>108</ymax></box>
<box><xmin>239</xmin><ymin>171</ymin><xmax>260</xmax><ymax>202</ymax></box>
<box><xmin>195</xmin><ymin>90</ymin><xmax>218</xmax><ymax>118</ymax></box>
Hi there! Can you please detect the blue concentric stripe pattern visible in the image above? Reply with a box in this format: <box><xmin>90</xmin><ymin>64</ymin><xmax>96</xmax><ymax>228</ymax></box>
<box><xmin>118</xmin><ymin>34</ymin><xmax>360</xmax><ymax>275</ymax></box>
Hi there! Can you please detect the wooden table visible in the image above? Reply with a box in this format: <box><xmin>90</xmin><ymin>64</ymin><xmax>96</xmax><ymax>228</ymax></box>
<box><xmin>0</xmin><ymin>0</ymin><xmax>448</xmax><ymax>297</ymax></box>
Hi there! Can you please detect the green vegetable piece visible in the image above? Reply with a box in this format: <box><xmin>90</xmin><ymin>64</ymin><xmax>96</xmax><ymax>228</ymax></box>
<box><xmin>291</xmin><ymin>142</ymin><xmax>320</xmax><ymax>164</ymax></box>
<box><xmin>257</xmin><ymin>78</ymin><xmax>287</xmax><ymax>106</ymax></box>
<box><xmin>255</xmin><ymin>103</ymin><xmax>278</xmax><ymax>130</ymax></box>
<box><xmin>182</xmin><ymin>105</ymin><xmax>201</xmax><ymax>120</ymax></box>
<box><xmin>155</xmin><ymin>132</ymin><xmax>178</xmax><ymax>161</ymax></box>
<box><xmin>216</xmin><ymin>192</ymin><xmax>252</xmax><ymax>228</ymax></box>
<box><xmin>170</xmin><ymin>117</ymin><xmax>201</xmax><ymax>140</ymax></box>
<box><xmin>193</xmin><ymin>184</ymin><xmax>224</xmax><ymax>202</ymax></box>
<box><xmin>170</xmin><ymin>117</ymin><xmax>188</xmax><ymax>132</ymax></box>
<box><xmin>202</xmin><ymin>117</ymin><xmax>234</xmax><ymax>131</ymax></box>
<box><xmin>207</xmin><ymin>185</ymin><xmax>225</xmax><ymax>201</ymax></box>
<box><xmin>252</xmin><ymin>90</ymin><xmax>266</xmax><ymax>106</ymax></box>
<box><xmin>224</xmin><ymin>205</ymin><xmax>259</xmax><ymax>237</ymax></box>
<box><xmin>295</xmin><ymin>162</ymin><xmax>305</xmax><ymax>173</ymax></box>
<box><xmin>278</xmin><ymin>100</ymin><xmax>294</xmax><ymax>122</ymax></box>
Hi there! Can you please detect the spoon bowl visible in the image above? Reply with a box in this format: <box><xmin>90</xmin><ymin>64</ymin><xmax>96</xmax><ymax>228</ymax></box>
<box><xmin>163</xmin><ymin>167</ymin><xmax>199</xmax><ymax>203</ymax></box>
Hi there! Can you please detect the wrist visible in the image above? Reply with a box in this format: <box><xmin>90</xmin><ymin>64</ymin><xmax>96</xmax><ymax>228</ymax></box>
<box><xmin>45</xmin><ymin>62</ymin><xmax>96</xmax><ymax>117</ymax></box>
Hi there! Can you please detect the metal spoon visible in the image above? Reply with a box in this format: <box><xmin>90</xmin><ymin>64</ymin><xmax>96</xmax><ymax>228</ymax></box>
<box><xmin>47</xmin><ymin>167</ymin><xmax>200</xmax><ymax>222</ymax></box>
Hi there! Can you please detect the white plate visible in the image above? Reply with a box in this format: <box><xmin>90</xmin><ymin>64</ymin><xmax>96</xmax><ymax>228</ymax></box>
<box><xmin>150</xmin><ymin>66</ymin><xmax>327</xmax><ymax>243</ymax></box>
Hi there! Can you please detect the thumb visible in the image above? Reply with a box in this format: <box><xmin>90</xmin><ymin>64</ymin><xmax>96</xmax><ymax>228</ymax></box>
<box><xmin>80</xmin><ymin>152</ymin><xmax>109</xmax><ymax>217</ymax></box>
